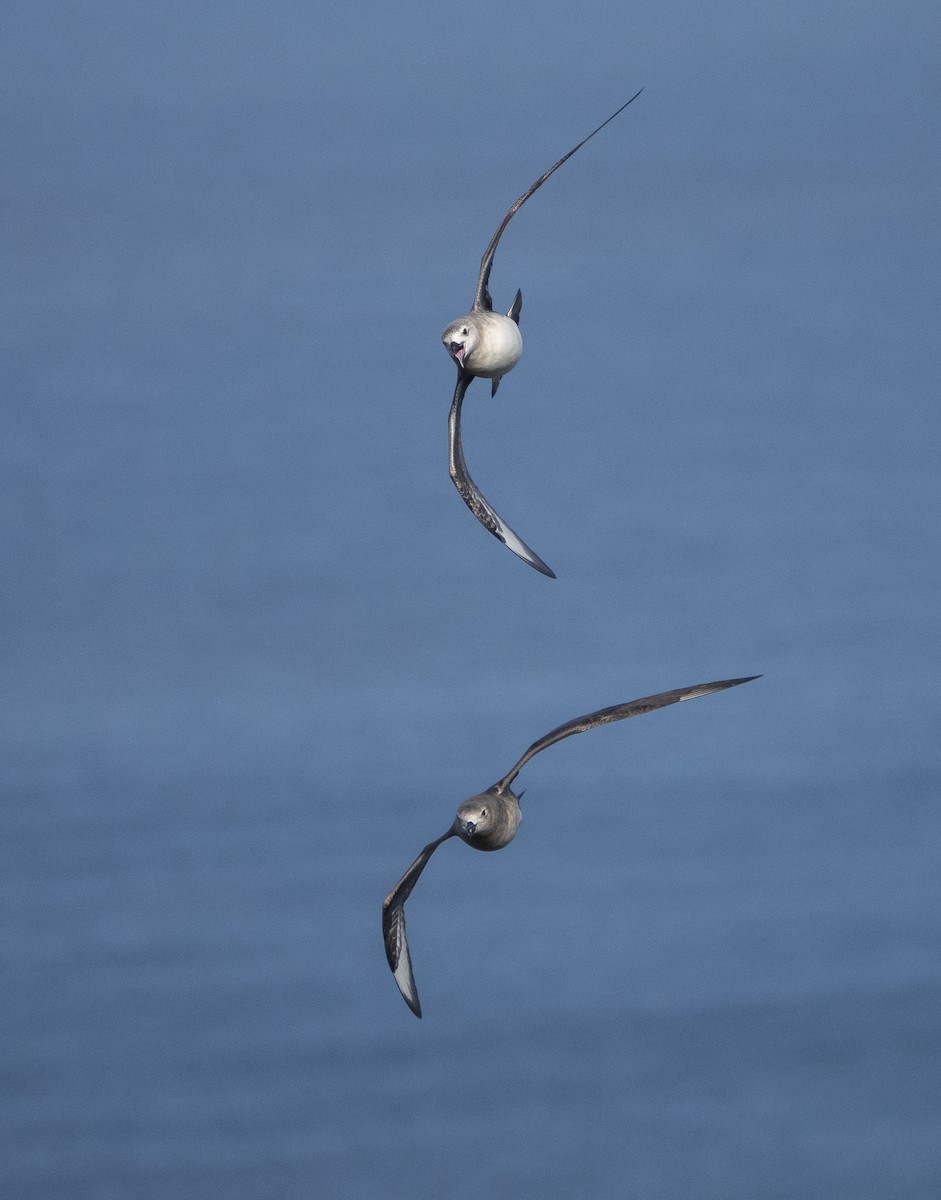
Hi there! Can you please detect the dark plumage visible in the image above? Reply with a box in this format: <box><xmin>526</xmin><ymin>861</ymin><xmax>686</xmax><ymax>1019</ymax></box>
<box><xmin>382</xmin><ymin>674</ymin><xmax>758</xmax><ymax>1016</ymax></box>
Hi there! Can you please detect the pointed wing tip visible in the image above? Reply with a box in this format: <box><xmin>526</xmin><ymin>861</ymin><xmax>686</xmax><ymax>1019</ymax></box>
<box><xmin>391</xmin><ymin>952</ymin><xmax>422</xmax><ymax>1018</ymax></box>
<box><xmin>495</xmin><ymin>530</ymin><xmax>556</xmax><ymax>578</ymax></box>
<box><xmin>393</xmin><ymin>954</ymin><xmax>423</xmax><ymax>1019</ymax></box>
<box><xmin>502</xmin><ymin>537</ymin><xmax>556</xmax><ymax>578</ymax></box>
<box><xmin>382</xmin><ymin>900</ymin><xmax>424</xmax><ymax>1018</ymax></box>
<box><xmin>682</xmin><ymin>674</ymin><xmax>762</xmax><ymax>701</ymax></box>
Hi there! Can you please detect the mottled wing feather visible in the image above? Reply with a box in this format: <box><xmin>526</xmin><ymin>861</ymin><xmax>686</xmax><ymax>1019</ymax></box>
<box><xmin>498</xmin><ymin>676</ymin><xmax>760</xmax><ymax>789</ymax></box>
<box><xmin>447</xmin><ymin>371</ymin><xmax>556</xmax><ymax>578</ymax></box>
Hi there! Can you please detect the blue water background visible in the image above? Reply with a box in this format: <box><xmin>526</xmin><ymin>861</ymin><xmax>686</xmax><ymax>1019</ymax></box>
<box><xmin>3</xmin><ymin>2</ymin><xmax>940</xmax><ymax>1196</ymax></box>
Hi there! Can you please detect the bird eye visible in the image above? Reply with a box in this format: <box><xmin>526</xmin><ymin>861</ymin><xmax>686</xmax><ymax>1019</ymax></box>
<box><xmin>480</xmin><ymin>808</ymin><xmax>487</xmax><ymax>818</ymax></box>
<box><xmin>461</xmin><ymin>327</ymin><xmax>468</xmax><ymax>335</ymax></box>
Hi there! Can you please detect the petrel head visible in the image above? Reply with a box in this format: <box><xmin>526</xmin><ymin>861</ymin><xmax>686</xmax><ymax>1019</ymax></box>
<box><xmin>442</xmin><ymin>317</ymin><xmax>475</xmax><ymax>369</ymax></box>
<box><xmin>453</xmin><ymin>796</ymin><xmax>489</xmax><ymax>843</ymax></box>
<box><xmin>452</xmin><ymin>787</ymin><xmax>521</xmax><ymax>852</ymax></box>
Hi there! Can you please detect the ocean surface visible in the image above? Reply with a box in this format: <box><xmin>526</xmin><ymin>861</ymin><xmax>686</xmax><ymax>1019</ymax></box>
<box><xmin>3</xmin><ymin>2</ymin><xmax>940</xmax><ymax>1197</ymax></box>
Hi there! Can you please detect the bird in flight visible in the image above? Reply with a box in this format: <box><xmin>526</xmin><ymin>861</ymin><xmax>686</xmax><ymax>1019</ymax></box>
<box><xmin>382</xmin><ymin>673</ymin><xmax>758</xmax><ymax>1017</ymax></box>
<box><xmin>442</xmin><ymin>89</ymin><xmax>644</xmax><ymax>579</ymax></box>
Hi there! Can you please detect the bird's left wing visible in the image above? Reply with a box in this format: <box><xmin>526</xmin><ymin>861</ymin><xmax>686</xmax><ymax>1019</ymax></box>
<box><xmin>472</xmin><ymin>89</ymin><xmax>643</xmax><ymax>312</ymax></box>
<box><xmin>497</xmin><ymin>676</ymin><xmax>760</xmax><ymax>789</ymax></box>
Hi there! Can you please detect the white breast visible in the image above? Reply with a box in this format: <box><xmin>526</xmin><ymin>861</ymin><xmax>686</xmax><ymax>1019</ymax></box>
<box><xmin>465</xmin><ymin>312</ymin><xmax>523</xmax><ymax>378</ymax></box>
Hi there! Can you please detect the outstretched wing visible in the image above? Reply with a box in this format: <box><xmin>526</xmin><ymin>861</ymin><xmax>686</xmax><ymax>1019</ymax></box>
<box><xmin>473</xmin><ymin>89</ymin><xmax>643</xmax><ymax>312</ymax></box>
<box><xmin>497</xmin><ymin>676</ymin><xmax>760</xmax><ymax>790</ymax></box>
<box><xmin>448</xmin><ymin>370</ymin><xmax>556</xmax><ymax>578</ymax></box>
<box><xmin>382</xmin><ymin>831</ymin><xmax>455</xmax><ymax>1018</ymax></box>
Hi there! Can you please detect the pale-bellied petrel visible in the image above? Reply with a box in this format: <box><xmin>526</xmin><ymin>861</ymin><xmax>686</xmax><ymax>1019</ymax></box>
<box><xmin>442</xmin><ymin>89</ymin><xmax>643</xmax><ymax>578</ymax></box>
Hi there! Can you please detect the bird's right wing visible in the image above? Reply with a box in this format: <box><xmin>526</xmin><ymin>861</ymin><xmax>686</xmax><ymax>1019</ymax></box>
<box><xmin>448</xmin><ymin>370</ymin><xmax>556</xmax><ymax>578</ymax></box>
<box><xmin>382</xmin><ymin>831</ymin><xmax>454</xmax><ymax>1018</ymax></box>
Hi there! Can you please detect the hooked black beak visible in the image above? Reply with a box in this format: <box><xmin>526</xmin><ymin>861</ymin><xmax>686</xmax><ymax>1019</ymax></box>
<box><xmin>463</xmin><ymin>819</ymin><xmax>477</xmax><ymax>836</ymax></box>
<box><xmin>448</xmin><ymin>341</ymin><xmax>466</xmax><ymax>367</ymax></box>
